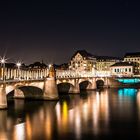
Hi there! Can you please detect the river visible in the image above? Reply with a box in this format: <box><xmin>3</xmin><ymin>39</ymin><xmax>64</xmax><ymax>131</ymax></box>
<box><xmin>1</xmin><ymin>88</ymin><xmax>140</xmax><ymax>140</ymax></box>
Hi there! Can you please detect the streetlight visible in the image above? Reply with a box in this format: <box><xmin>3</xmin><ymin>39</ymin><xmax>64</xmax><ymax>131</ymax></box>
<box><xmin>0</xmin><ymin>57</ymin><xmax>6</xmax><ymax>82</ymax></box>
<box><xmin>16</xmin><ymin>62</ymin><xmax>21</xmax><ymax>80</ymax></box>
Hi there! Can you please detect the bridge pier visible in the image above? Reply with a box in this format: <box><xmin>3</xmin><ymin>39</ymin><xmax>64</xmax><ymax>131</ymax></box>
<box><xmin>104</xmin><ymin>77</ymin><xmax>110</xmax><ymax>88</ymax></box>
<box><xmin>70</xmin><ymin>79</ymin><xmax>80</xmax><ymax>93</ymax></box>
<box><xmin>0</xmin><ymin>84</ymin><xmax>7</xmax><ymax>109</ymax></box>
<box><xmin>43</xmin><ymin>77</ymin><xmax>59</xmax><ymax>100</ymax></box>
<box><xmin>91</xmin><ymin>78</ymin><xmax>97</xmax><ymax>90</ymax></box>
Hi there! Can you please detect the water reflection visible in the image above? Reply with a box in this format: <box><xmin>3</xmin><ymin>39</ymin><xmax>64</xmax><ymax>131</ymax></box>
<box><xmin>137</xmin><ymin>89</ymin><xmax>140</xmax><ymax>121</ymax></box>
<box><xmin>14</xmin><ymin>123</ymin><xmax>25</xmax><ymax>140</ymax></box>
<box><xmin>118</xmin><ymin>88</ymin><xmax>137</xmax><ymax>97</ymax></box>
<box><xmin>0</xmin><ymin>110</ymin><xmax>8</xmax><ymax>140</ymax></box>
<box><xmin>1</xmin><ymin>88</ymin><xmax>140</xmax><ymax>139</ymax></box>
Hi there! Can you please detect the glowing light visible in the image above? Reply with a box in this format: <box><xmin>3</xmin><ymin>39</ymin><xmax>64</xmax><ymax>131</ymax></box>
<box><xmin>0</xmin><ymin>56</ymin><xmax>7</xmax><ymax>64</ymax></box>
<box><xmin>48</xmin><ymin>64</ymin><xmax>52</xmax><ymax>68</ymax></box>
<box><xmin>1</xmin><ymin>59</ymin><xmax>5</xmax><ymax>64</ymax></box>
<box><xmin>75</xmin><ymin>110</ymin><xmax>81</xmax><ymax>140</ymax></box>
<box><xmin>62</xmin><ymin>101</ymin><xmax>68</xmax><ymax>119</ymax></box>
<box><xmin>117</xmin><ymin>78</ymin><xmax>140</xmax><ymax>84</ymax></box>
<box><xmin>62</xmin><ymin>101</ymin><xmax>68</xmax><ymax>132</ymax></box>
<box><xmin>62</xmin><ymin>79</ymin><xmax>67</xmax><ymax>83</ymax></box>
<box><xmin>14</xmin><ymin>123</ymin><xmax>25</xmax><ymax>140</ymax></box>
<box><xmin>118</xmin><ymin>88</ymin><xmax>137</xmax><ymax>97</ymax></box>
<box><xmin>16</xmin><ymin>62</ymin><xmax>21</xmax><ymax>68</ymax></box>
<box><xmin>55</xmin><ymin>103</ymin><xmax>61</xmax><ymax>123</ymax></box>
<box><xmin>26</xmin><ymin>115</ymin><xmax>32</xmax><ymax>140</ymax></box>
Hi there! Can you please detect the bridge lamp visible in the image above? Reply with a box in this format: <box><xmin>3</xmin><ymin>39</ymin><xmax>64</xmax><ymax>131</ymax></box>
<box><xmin>48</xmin><ymin>64</ymin><xmax>52</xmax><ymax>69</ymax></box>
<box><xmin>0</xmin><ymin>57</ymin><xmax>6</xmax><ymax>82</ymax></box>
<box><xmin>1</xmin><ymin>58</ymin><xmax>5</xmax><ymax>64</ymax></box>
<box><xmin>16</xmin><ymin>62</ymin><xmax>21</xmax><ymax>68</ymax></box>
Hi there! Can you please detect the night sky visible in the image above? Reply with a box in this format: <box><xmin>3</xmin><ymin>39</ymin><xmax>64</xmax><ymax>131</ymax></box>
<box><xmin>0</xmin><ymin>0</ymin><xmax>140</xmax><ymax>64</ymax></box>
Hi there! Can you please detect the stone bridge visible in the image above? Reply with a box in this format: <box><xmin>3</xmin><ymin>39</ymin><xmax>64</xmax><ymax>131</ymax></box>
<box><xmin>0</xmin><ymin>77</ymin><xmax>59</xmax><ymax>109</ymax></box>
<box><xmin>56</xmin><ymin>77</ymin><xmax>111</xmax><ymax>93</ymax></box>
<box><xmin>1</xmin><ymin>66</ymin><xmax>139</xmax><ymax>109</ymax></box>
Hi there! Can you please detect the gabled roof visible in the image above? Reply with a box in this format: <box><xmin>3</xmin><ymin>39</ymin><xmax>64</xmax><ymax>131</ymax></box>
<box><xmin>71</xmin><ymin>50</ymin><xmax>96</xmax><ymax>60</ymax></box>
<box><xmin>124</xmin><ymin>52</ymin><xmax>140</xmax><ymax>57</ymax></box>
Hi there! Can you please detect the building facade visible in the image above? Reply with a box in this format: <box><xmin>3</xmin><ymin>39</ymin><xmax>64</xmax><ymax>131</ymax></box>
<box><xmin>69</xmin><ymin>50</ymin><xmax>96</xmax><ymax>72</ymax></box>
<box><xmin>124</xmin><ymin>52</ymin><xmax>140</xmax><ymax>74</ymax></box>
<box><xmin>96</xmin><ymin>56</ymin><xmax>120</xmax><ymax>71</ymax></box>
<box><xmin>110</xmin><ymin>62</ymin><xmax>139</xmax><ymax>77</ymax></box>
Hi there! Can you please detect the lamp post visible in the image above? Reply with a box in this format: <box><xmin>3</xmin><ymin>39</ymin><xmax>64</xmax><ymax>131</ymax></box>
<box><xmin>0</xmin><ymin>57</ymin><xmax>7</xmax><ymax>109</ymax></box>
<box><xmin>1</xmin><ymin>58</ymin><xmax>6</xmax><ymax>83</ymax></box>
<box><xmin>16</xmin><ymin>62</ymin><xmax>21</xmax><ymax>80</ymax></box>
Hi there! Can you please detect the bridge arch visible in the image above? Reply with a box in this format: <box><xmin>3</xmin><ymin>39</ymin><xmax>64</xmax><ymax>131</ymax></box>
<box><xmin>79</xmin><ymin>80</ymin><xmax>92</xmax><ymax>90</ymax></box>
<box><xmin>17</xmin><ymin>86</ymin><xmax>43</xmax><ymax>98</ymax></box>
<box><xmin>5</xmin><ymin>81</ymin><xmax>44</xmax><ymax>99</ymax></box>
<box><xmin>96</xmin><ymin>78</ymin><xmax>104</xmax><ymax>88</ymax></box>
<box><xmin>57</xmin><ymin>82</ymin><xmax>75</xmax><ymax>93</ymax></box>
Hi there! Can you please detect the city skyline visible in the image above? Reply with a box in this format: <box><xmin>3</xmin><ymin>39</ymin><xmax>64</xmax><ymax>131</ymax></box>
<box><xmin>0</xmin><ymin>0</ymin><xmax>140</xmax><ymax>64</ymax></box>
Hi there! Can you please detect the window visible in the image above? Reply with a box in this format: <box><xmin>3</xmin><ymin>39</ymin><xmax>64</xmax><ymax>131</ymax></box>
<box><xmin>129</xmin><ymin>68</ymin><xmax>131</xmax><ymax>72</ymax></box>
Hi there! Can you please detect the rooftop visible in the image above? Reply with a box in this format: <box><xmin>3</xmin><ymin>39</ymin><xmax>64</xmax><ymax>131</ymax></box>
<box><xmin>111</xmin><ymin>62</ymin><xmax>135</xmax><ymax>67</ymax></box>
<box><xmin>28</xmin><ymin>62</ymin><xmax>47</xmax><ymax>69</ymax></box>
<box><xmin>71</xmin><ymin>50</ymin><xmax>96</xmax><ymax>60</ymax></box>
<box><xmin>124</xmin><ymin>52</ymin><xmax>140</xmax><ymax>57</ymax></box>
<box><xmin>96</xmin><ymin>56</ymin><xmax>121</xmax><ymax>61</ymax></box>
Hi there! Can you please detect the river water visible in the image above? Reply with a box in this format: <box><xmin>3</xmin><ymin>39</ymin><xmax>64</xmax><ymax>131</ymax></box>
<box><xmin>1</xmin><ymin>88</ymin><xmax>140</xmax><ymax>140</ymax></box>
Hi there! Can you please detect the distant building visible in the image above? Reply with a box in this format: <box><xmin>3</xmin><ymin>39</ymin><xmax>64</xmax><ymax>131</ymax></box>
<box><xmin>96</xmin><ymin>56</ymin><xmax>121</xmax><ymax>71</ymax></box>
<box><xmin>110</xmin><ymin>62</ymin><xmax>139</xmax><ymax>77</ymax></box>
<box><xmin>124</xmin><ymin>52</ymin><xmax>140</xmax><ymax>73</ymax></box>
<box><xmin>124</xmin><ymin>52</ymin><xmax>140</xmax><ymax>62</ymax></box>
<box><xmin>28</xmin><ymin>62</ymin><xmax>48</xmax><ymax>79</ymax></box>
<box><xmin>69</xmin><ymin>50</ymin><xmax>96</xmax><ymax>71</ymax></box>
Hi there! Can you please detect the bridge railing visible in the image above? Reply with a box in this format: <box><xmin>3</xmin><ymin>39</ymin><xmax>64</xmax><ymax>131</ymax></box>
<box><xmin>56</xmin><ymin>70</ymin><xmax>111</xmax><ymax>78</ymax></box>
<box><xmin>56</xmin><ymin>70</ymin><xmax>96</xmax><ymax>78</ymax></box>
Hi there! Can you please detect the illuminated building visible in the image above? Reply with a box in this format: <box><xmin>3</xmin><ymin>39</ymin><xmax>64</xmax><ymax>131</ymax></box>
<box><xmin>124</xmin><ymin>52</ymin><xmax>140</xmax><ymax>73</ymax></box>
<box><xmin>96</xmin><ymin>56</ymin><xmax>120</xmax><ymax>72</ymax></box>
<box><xmin>69</xmin><ymin>50</ymin><xmax>96</xmax><ymax>71</ymax></box>
<box><xmin>110</xmin><ymin>62</ymin><xmax>139</xmax><ymax>77</ymax></box>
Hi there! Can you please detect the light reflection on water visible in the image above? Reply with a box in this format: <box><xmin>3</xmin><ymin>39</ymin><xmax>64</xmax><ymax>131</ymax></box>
<box><xmin>1</xmin><ymin>88</ymin><xmax>140</xmax><ymax>139</ymax></box>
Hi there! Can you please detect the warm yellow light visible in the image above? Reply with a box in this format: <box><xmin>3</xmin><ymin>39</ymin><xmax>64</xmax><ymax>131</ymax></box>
<box><xmin>49</xmin><ymin>64</ymin><xmax>52</xmax><ymax>68</ymax></box>
<box><xmin>0</xmin><ymin>57</ymin><xmax>6</xmax><ymax>64</ymax></box>
<box><xmin>16</xmin><ymin>62</ymin><xmax>21</xmax><ymax>68</ymax></box>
